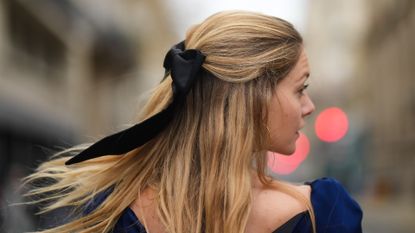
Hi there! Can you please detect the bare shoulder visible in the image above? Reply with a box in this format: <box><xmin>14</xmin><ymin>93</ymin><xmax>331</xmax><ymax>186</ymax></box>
<box><xmin>295</xmin><ymin>182</ymin><xmax>312</xmax><ymax>198</ymax></box>
<box><xmin>246</xmin><ymin>180</ymin><xmax>311</xmax><ymax>233</ymax></box>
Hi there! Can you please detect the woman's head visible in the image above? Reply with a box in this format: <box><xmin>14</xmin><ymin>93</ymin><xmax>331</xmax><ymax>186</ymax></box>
<box><xmin>146</xmin><ymin>10</ymin><xmax>309</xmax><ymax>158</ymax></box>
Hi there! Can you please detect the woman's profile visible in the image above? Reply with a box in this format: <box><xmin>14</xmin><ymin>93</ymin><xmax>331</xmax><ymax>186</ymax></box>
<box><xmin>23</xmin><ymin>10</ymin><xmax>363</xmax><ymax>233</ymax></box>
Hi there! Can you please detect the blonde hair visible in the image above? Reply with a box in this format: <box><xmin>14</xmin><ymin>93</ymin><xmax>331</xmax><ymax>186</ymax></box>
<box><xmin>23</xmin><ymin>10</ymin><xmax>315</xmax><ymax>233</ymax></box>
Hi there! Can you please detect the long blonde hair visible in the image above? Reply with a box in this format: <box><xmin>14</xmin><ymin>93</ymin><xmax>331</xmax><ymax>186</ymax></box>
<box><xmin>23</xmin><ymin>11</ymin><xmax>315</xmax><ymax>233</ymax></box>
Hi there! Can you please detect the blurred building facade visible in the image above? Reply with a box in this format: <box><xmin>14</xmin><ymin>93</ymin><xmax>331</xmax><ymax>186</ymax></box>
<box><xmin>360</xmin><ymin>0</ymin><xmax>415</xmax><ymax>202</ymax></box>
<box><xmin>306</xmin><ymin>0</ymin><xmax>415</xmax><ymax>232</ymax></box>
<box><xmin>0</xmin><ymin>0</ymin><xmax>175</xmax><ymax>232</ymax></box>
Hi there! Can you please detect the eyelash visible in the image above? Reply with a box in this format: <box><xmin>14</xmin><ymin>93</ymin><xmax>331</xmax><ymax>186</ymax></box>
<box><xmin>299</xmin><ymin>84</ymin><xmax>309</xmax><ymax>95</ymax></box>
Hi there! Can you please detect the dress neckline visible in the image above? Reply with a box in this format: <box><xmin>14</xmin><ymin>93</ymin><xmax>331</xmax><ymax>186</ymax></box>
<box><xmin>272</xmin><ymin>211</ymin><xmax>309</xmax><ymax>233</ymax></box>
<box><xmin>125</xmin><ymin>207</ymin><xmax>309</xmax><ymax>233</ymax></box>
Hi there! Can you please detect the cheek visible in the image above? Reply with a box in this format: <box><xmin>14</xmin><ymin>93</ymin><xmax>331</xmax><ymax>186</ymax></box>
<box><xmin>266</xmin><ymin>92</ymin><xmax>302</xmax><ymax>135</ymax></box>
<box><xmin>286</xmin><ymin>96</ymin><xmax>303</xmax><ymax>118</ymax></box>
<box><xmin>278</xmin><ymin>95</ymin><xmax>299</xmax><ymax>117</ymax></box>
<box><xmin>267</xmin><ymin>96</ymin><xmax>293</xmax><ymax>130</ymax></box>
<box><xmin>267</xmin><ymin>102</ymin><xmax>282</xmax><ymax>131</ymax></box>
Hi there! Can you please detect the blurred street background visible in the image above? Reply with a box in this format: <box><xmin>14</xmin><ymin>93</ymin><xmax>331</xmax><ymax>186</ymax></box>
<box><xmin>0</xmin><ymin>0</ymin><xmax>414</xmax><ymax>232</ymax></box>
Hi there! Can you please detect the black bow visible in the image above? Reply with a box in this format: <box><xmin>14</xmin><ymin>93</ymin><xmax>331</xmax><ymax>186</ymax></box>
<box><xmin>65</xmin><ymin>41</ymin><xmax>205</xmax><ymax>165</ymax></box>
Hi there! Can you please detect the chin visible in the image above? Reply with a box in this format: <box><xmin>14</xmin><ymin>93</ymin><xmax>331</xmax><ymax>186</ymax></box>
<box><xmin>281</xmin><ymin>148</ymin><xmax>296</xmax><ymax>156</ymax></box>
<box><xmin>269</xmin><ymin>145</ymin><xmax>296</xmax><ymax>155</ymax></box>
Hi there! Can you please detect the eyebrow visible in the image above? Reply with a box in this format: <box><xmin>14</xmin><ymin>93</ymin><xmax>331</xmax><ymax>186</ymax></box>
<box><xmin>296</xmin><ymin>72</ymin><xmax>310</xmax><ymax>83</ymax></box>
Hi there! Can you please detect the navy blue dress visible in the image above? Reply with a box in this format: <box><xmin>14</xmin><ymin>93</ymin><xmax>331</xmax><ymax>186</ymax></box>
<box><xmin>84</xmin><ymin>177</ymin><xmax>363</xmax><ymax>233</ymax></box>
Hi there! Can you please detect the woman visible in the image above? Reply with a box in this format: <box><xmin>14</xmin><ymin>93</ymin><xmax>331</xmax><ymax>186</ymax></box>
<box><xmin>24</xmin><ymin>11</ymin><xmax>363</xmax><ymax>233</ymax></box>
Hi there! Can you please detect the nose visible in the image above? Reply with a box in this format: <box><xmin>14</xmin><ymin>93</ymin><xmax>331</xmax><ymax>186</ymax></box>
<box><xmin>302</xmin><ymin>94</ymin><xmax>315</xmax><ymax>117</ymax></box>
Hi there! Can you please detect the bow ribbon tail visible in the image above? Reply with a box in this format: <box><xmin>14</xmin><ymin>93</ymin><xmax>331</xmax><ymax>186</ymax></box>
<box><xmin>65</xmin><ymin>104</ymin><xmax>175</xmax><ymax>165</ymax></box>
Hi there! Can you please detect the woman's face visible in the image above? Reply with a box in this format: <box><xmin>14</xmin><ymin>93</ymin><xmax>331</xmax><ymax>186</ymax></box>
<box><xmin>267</xmin><ymin>48</ymin><xmax>315</xmax><ymax>155</ymax></box>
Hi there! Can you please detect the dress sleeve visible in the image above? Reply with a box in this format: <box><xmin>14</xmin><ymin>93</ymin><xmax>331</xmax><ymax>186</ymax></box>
<box><xmin>307</xmin><ymin>177</ymin><xmax>363</xmax><ymax>233</ymax></box>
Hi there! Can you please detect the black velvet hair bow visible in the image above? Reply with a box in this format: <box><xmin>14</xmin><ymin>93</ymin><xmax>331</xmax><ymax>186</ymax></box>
<box><xmin>65</xmin><ymin>41</ymin><xmax>205</xmax><ymax>165</ymax></box>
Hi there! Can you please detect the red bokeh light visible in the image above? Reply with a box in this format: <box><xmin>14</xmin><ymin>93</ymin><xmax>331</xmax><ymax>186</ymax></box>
<box><xmin>268</xmin><ymin>132</ymin><xmax>310</xmax><ymax>175</ymax></box>
<box><xmin>315</xmin><ymin>107</ymin><xmax>349</xmax><ymax>142</ymax></box>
